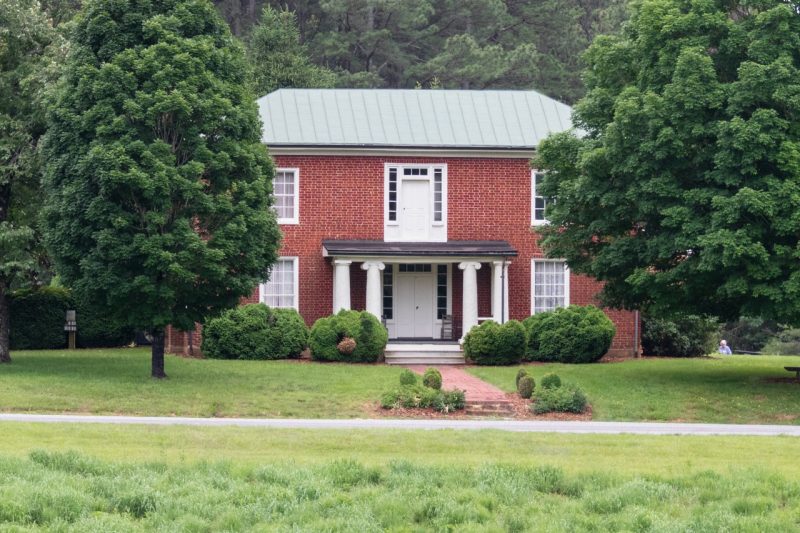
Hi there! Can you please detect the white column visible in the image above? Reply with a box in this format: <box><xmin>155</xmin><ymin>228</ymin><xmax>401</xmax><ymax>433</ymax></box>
<box><xmin>361</xmin><ymin>261</ymin><xmax>385</xmax><ymax>320</ymax></box>
<box><xmin>503</xmin><ymin>262</ymin><xmax>511</xmax><ymax>321</ymax></box>
<box><xmin>459</xmin><ymin>261</ymin><xmax>481</xmax><ymax>339</ymax></box>
<box><xmin>492</xmin><ymin>261</ymin><xmax>504</xmax><ymax>323</ymax></box>
<box><xmin>333</xmin><ymin>259</ymin><xmax>352</xmax><ymax>312</ymax></box>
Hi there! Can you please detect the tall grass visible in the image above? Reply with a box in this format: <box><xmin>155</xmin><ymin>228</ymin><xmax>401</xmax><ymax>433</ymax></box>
<box><xmin>1</xmin><ymin>451</ymin><xmax>798</xmax><ymax>531</ymax></box>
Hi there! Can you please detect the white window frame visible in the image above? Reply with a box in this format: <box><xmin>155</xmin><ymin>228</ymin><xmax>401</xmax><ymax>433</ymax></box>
<box><xmin>384</xmin><ymin>163</ymin><xmax>448</xmax><ymax>228</ymax></box>
<box><xmin>530</xmin><ymin>259</ymin><xmax>570</xmax><ymax>314</ymax></box>
<box><xmin>274</xmin><ymin>168</ymin><xmax>300</xmax><ymax>225</ymax></box>
<box><xmin>531</xmin><ymin>169</ymin><xmax>549</xmax><ymax>226</ymax></box>
<box><xmin>259</xmin><ymin>257</ymin><xmax>299</xmax><ymax>310</ymax></box>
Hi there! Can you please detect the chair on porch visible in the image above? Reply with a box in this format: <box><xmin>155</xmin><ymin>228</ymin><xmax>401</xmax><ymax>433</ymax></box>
<box><xmin>440</xmin><ymin>314</ymin><xmax>454</xmax><ymax>340</ymax></box>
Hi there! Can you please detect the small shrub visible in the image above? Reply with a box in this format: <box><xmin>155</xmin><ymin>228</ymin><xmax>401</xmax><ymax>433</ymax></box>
<box><xmin>399</xmin><ymin>369</ymin><xmax>417</xmax><ymax>386</ymax></box>
<box><xmin>440</xmin><ymin>389</ymin><xmax>465</xmax><ymax>412</ymax></box>
<box><xmin>379</xmin><ymin>384</ymin><xmax>465</xmax><ymax>413</ymax></box>
<box><xmin>515</xmin><ymin>368</ymin><xmax>529</xmax><ymax>389</ymax></box>
<box><xmin>540</xmin><ymin>373</ymin><xmax>561</xmax><ymax>389</ymax></box>
<box><xmin>423</xmin><ymin>368</ymin><xmax>442</xmax><ymax>390</ymax></box>
<box><xmin>642</xmin><ymin>314</ymin><xmax>718</xmax><ymax>357</ymax></box>
<box><xmin>518</xmin><ymin>375</ymin><xmax>535</xmax><ymax>399</ymax></box>
<box><xmin>310</xmin><ymin>310</ymin><xmax>388</xmax><ymax>363</ymax></box>
<box><xmin>524</xmin><ymin>305</ymin><xmax>615</xmax><ymax>363</ymax></box>
<box><xmin>532</xmin><ymin>384</ymin><xmax>587</xmax><ymax>414</ymax></box>
<box><xmin>202</xmin><ymin>304</ymin><xmax>308</xmax><ymax>360</ymax></box>
<box><xmin>763</xmin><ymin>328</ymin><xmax>800</xmax><ymax>355</ymax></box>
<box><xmin>463</xmin><ymin>319</ymin><xmax>526</xmax><ymax>365</ymax></box>
<box><xmin>337</xmin><ymin>337</ymin><xmax>356</xmax><ymax>355</ymax></box>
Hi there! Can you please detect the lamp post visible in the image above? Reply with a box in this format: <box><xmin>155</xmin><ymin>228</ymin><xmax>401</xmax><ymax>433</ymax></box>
<box><xmin>64</xmin><ymin>310</ymin><xmax>77</xmax><ymax>350</ymax></box>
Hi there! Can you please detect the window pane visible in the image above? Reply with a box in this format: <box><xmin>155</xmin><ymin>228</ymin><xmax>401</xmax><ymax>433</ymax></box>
<box><xmin>532</xmin><ymin>261</ymin><xmax>566</xmax><ymax>313</ymax></box>
<box><xmin>261</xmin><ymin>259</ymin><xmax>296</xmax><ymax>309</ymax></box>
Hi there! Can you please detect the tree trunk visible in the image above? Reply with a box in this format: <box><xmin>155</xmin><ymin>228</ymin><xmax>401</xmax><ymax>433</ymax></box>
<box><xmin>151</xmin><ymin>329</ymin><xmax>166</xmax><ymax>378</ymax></box>
<box><xmin>0</xmin><ymin>285</ymin><xmax>10</xmax><ymax>364</ymax></box>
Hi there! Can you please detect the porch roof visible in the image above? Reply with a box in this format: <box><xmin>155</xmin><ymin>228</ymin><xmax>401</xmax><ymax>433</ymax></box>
<box><xmin>322</xmin><ymin>239</ymin><xmax>518</xmax><ymax>258</ymax></box>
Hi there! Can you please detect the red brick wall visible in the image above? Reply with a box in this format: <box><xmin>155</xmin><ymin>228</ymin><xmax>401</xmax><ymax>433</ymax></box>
<box><xmin>167</xmin><ymin>155</ymin><xmax>640</xmax><ymax>357</ymax></box>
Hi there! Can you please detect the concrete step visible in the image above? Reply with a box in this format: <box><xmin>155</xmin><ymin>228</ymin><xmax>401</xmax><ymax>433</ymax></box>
<box><xmin>385</xmin><ymin>354</ymin><xmax>466</xmax><ymax>365</ymax></box>
<box><xmin>464</xmin><ymin>401</ymin><xmax>516</xmax><ymax>416</ymax></box>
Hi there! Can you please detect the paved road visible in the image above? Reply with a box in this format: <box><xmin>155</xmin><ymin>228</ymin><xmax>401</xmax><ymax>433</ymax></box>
<box><xmin>1</xmin><ymin>414</ymin><xmax>799</xmax><ymax>436</ymax></box>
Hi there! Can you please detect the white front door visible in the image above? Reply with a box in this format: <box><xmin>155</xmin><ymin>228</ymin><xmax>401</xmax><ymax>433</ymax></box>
<box><xmin>395</xmin><ymin>272</ymin><xmax>435</xmax><ymax>338</ymax></box>
<box><xmin>400</xmin><ymin>180</ymin><xmax>430</xmax><ymax>241</ymax></box>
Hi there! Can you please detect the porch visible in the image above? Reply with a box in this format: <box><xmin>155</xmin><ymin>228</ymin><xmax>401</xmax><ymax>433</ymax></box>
<box><xmin>322</xmin><ymin>239</ymin><xmax>518</xmax><ymax>364</ymax></box>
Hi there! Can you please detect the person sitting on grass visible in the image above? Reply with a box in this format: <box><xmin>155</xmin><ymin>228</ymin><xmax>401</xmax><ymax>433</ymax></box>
<box><xmin>718</xmin><ymin>339</ymin><xmax>732</xmax><ymax>355</ymax></box>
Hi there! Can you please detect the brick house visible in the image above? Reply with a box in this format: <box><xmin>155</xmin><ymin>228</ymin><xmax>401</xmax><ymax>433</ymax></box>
<box><xmin>167</xmin><ymin>89</ymin><xmax>640</xmax><ymax>362</ymax></box>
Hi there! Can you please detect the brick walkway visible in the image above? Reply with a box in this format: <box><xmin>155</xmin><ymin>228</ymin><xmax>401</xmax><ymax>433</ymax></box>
<box><xmin>405</xmin><ymin>365</ymin><xmax>514</xmax><ymax>415</ymax></box>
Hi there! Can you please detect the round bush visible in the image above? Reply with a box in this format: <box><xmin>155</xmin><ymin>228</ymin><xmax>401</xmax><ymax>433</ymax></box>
<box><xmin>337</xmin><ymin>337</ymin><xmax>356</xmax><ymax>355</ymax></box>
<box><xmin>540</xmin><ymin>373</ymin><xmax>561</xmax><ymax>389</ymax></box>
<box><xmin>309</xmin><ymin>309</ymin><xmax>388</xmax><ymax>363</ymax></box>
<box><xmin>463</xmin><ymin>319</ymin><xmax>527</xmax><ymax>365</ymax></box>
<box><xmin>642</xmin><ymin>314</ymin><xmax>718</xmax><ymax>357</ymax></box>
<box><xmin>518</xmin><ymin>375</ymin><xmax>535</xmax><ymax>399</ymax></box>
<box><xmin>9</xmin><ymin>287</ymin><xmax>72</xmax><ymax>349</ymax></box>
<box><xmin>201</xmin><ymin>304</ymin><xmax>308</xmax><ymax>360</ymax></box>
<box><xmin>524</xmin><ymin>305</ymin><xmax>615</xmax><ymax>364</ymax></box>
<box><xmin>515</xmin><ymin>368</ymin><xmax>529</xmax><ymax>389</ymax></box>
<box><xmin>399</xmin><ymin>369</ymin><xmax>417</xmax><ymax>386</ymax></box>
<box><xmin>423</xmin><ymin>368</ymin><xmax>442</xmax><ymax>390</ymax></box>
<box><xmin>532</xmin><ymin>384</ymin><xmax>587</xmax><ymax>414</ymax></box>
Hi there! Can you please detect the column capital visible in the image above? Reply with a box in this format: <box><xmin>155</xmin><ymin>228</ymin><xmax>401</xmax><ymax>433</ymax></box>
<box><xmin>492</xmin><ymin>259</ymin><xmax>512</xmax><ymax>267</ymax></box>
<box><xmin>458</xmin><ymin>261</ymin><xmax>482</xmax><ymax>271</ymax></box>
<box><xmin>361</xmin><ymin>261</ymin><xmax>386</xmax><ymax>271</ymax></box>
<box><xmin>333</xmin><ymin>259</ymin><xmax>353</xmax><ymax>266</ymax></box>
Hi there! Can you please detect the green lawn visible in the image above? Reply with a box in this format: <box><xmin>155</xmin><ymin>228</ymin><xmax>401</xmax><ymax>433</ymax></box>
<box><xmin>469</xmin><ymin>355</ymin><xmax>800</xmax><ymax>424</ymax></box>
<box><xmin>0</xmin><ymin>348</ymin><xmax>402</xmax><ymax>418</ymax></box>
<box><xmin>0</xmin><ymin>425</ymin><xmax>799</xmax><ymax>531</ymax></box>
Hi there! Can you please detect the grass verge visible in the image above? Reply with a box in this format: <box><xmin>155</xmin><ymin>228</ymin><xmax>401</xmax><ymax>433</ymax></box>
<box><xmin>469</xmin><ymin>355</ymin><xmax>800</xmax><ymax>424</ymax></box>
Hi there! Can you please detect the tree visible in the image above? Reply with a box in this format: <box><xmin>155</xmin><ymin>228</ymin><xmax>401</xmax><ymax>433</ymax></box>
<box><xmin>42</xmin><ymin>0</ymin><xmax>281</xmax><ymax>377</ymax></box>
<box><xmin>535</xmin><ymin>0</ymin><xmax>800</xmax><ymax>324</ymax></box>
<box><xmin>247</xmin><ymin>5</ymin><xmax>335</xmax><ymax>97</ymax></box>
<box><xmin>0</xmin><ymin>0</ymin><xmax>59</xmax><ymax>363</ymax></box>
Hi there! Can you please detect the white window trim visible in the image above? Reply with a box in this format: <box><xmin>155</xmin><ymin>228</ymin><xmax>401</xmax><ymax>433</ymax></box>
<box><xmin>531</xmin><ymin>169</ymin><xmax>548</xmax><ymax>226</ymax></box>
<box><xmin>275</xmin><ymin>168</ymin><xmax>300</xmax><ymax>225</ymax></box>
<box><xmin>259</xmin><ymin>256</ymin><xmax>299</xmax><ymax>310</ymax></box>
<box><xmin>384</xmin><ymin>163</ymin><xmax>448</xmax><ymax>229</ymax></box>
<box><xmin>530</xmin><ymin>259</ymin><xmax>570</xmax><ymax>315</ymax></box>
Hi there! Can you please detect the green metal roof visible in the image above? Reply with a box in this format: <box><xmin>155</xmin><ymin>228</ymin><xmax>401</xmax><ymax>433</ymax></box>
<box><xmin>257</xmin><ymin>89</ymin><xmax>572</xmax><ymax>149</ymax></box>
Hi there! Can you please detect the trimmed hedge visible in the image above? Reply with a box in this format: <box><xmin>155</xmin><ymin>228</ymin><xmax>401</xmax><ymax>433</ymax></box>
<box><xmin>524</xmin><ymin>305</ymin><xmax>615</xmax><ymax>364</ymax></box>
<box><xmin>463</xmin><ymin>319</ymin><xmax>527</xmax><ymax>365</ymax></box>
<box><xmin>9</xmin><ymin>287</ymin><xmax>136</xmax><ymax>350</ymax></box>
<box><xmin>202</xmin><ymin>304</ymin><xmax>308</xmax><ymax>360</ymax></box>
<box><xmin>532</xmin><ymin>383</ymin><xmax>587</xmax><ymax>414</ymax></box>
<box><xmin>309</xmin><ymin>309</ymin><xmax>388</xmax><ymax>363</ymax></box>
<box><xmin>642</xmin><ymin>314</ymin><xmax>718</xmax><ymax>357</ymax></box>
<box><xmin>9</xmin><ymin>287</ymin><xmax>72</xmax><ymax>350</ymax></box>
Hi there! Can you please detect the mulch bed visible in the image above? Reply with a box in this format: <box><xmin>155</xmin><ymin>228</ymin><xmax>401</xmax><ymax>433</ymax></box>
<box><xmin>368</xmin><ymin>393</ymin><xmax>593</xmax><ymax>420</ymax></box>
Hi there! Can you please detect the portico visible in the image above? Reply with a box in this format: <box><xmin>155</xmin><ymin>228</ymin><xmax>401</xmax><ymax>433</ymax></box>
<box><xmin>324</xmin><ymin>240</ymin><xmax>517</xmax><ymax>345</ymax></box>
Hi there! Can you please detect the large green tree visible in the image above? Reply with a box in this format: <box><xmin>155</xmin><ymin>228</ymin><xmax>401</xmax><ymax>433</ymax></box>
<box><xmin>247</xmin><ymin>5</ymin><xmax>335</xmax><ymax>97</ymax></box>
<box><xmin>43</xmin><ymin>0</ymin><xmax>281</xmax><ymax>377</ymax></box>
<box><xmin>536</xmin><ymin>0</ymin><xmax>800</xmax><ymax>323</ymax></box>
<box><xmin>0</xmin><ymin>0</ymin><xmax>59</xmax><ymax>363</ymax></box>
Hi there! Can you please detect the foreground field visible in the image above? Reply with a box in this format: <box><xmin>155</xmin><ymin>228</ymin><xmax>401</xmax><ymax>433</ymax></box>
<box><xmin>469</xmin><ymin>355</ymin><xmax>800</xmax><ymax>424</ymax></box>
<box><xmin>0</xmin><ymin>348</ymin><xmax>402</xmax><ymax>417</ymax></box>
<box><xmin>1</xmin><ymin>446</ymin><xmax>798</xmax><ymax>531</ymax></box>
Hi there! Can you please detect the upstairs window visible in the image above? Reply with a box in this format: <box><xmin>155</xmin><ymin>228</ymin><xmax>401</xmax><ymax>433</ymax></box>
<box><xmin>387</xmin><ymin>167</ymin><xmax>398</xmax><ymax>222</ymax></box>
<box><xmin>433</xmin><ymin>168</ymin><xmax>443</xmax><ymax>223</ymax></box>
<box><xmin>274</xmin><ymin>169</ymin><xmax>299</xmax><ymax>224</ymax></box>
<box><xmin>531</xmin><ymin>260</ymin><xmax>569</xmax><ymax>314</ymax></box>
<box><xmin>260</xmin><ymin>257</ymin><xmax>298</xmax><ymax>309</ymax></box>
<box><xmin>532</xmin><ymin>170</ymin><xmax>549</xmax><ymax>225</ymax></box>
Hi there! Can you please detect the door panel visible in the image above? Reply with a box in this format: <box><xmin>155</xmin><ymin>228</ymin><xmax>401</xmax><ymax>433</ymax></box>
<box><xmin>413</xmin><ymin>276</ymin><xmax>434</xmax><ymax>338</ymax></box>
<box><xmin>400</xmin><ymin>180</ymin><xmax>430</xmax><ymax>241</ymax></box>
